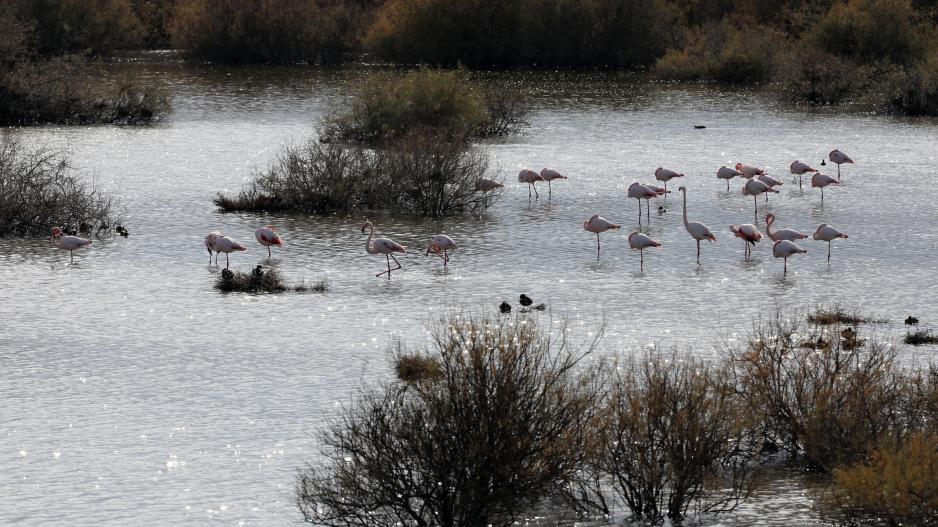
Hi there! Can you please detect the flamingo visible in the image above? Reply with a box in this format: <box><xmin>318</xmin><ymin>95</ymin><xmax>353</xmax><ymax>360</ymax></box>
<box><xmin>518</xmin><ymin>169</ymin><xmax>544</xmax><ymax>199</ymax></box>
<box><xmin>813</xmin><ymin>224</ymin><xmax>848</xmax><ymax>262</ymax></box>
<box><xmin>765</xmin><ymin>213</ymin><xmax>808</xmax><ymax>242</ymax></box>
<box><xmin>583</xmin><ymin>214</ymin><xmax>620</xmax><ymax>258</ymax></box>
<box><xmin>361</xmin><ymin>220</ymin><xmax>405</xmax><ymax>279</ymax></box>
<box><xmin>51</xmin><ymin>227</ymin><xmax>91</xmax><ymax>264</ymax></box>
<box><xmin>255</xmin><ymin>226</ymin><xmax>283</xmax><ymax>258</ymax></box>
<box><xmin>678</xmin><ymin>186</ymin><xmax>716</xmax><ymax>264</ymax></box>
<box><xmin>717</xmin><ymin>166</ymin><xmax>742</xmax><ymax>191</ymax></box>
<box><xmin>628</xmin><ymin>182</ymin><xmax>660</xmax><ymax>224</ymax></box>
<box><xmin>742</xmin><ymin>179</ymin><xmax>778</xmax><ymax>221</ymax></box>
<box><xmin>628</xmin><ymin>231</ymin><xmax>660</xmax><ymax>271</ymax></box>
<box><xmin>540</xmin><ymin>168</ymin><xmax>567</xmax><ymax>197</ymax></box>
<box><xmin>425</xmin><ymin>234</ymin><xmax>457</xmax><ymax>267</ymax></box>
<box><xmin>204</xmin><ymin>231</ymin><xmax>222</xmax><ymax>265</ymax></box>
<box><xmin>735</xmin><ymin>163</ymin><xmax>765</xmax><ymax>179</ymax></box>
<box><xmin>475</xmin><ymin>178</ymin><xmax>503</xmax><ymax>192</ymax></box>
<box><xmin>829</xmin><ymin>149</ymin><xmax>854</xmax><ymax>181</ymax></box>
<box><xmin>729</xmin><ymin>224</ymin><xmax>763</xmax><ymax>261</ymax></box>
<box><xmin>773</xmin><ymin>240</ymin><xmax>807</xmax><ymax>275</ymax></box>
<box><xmin>655</xmin><ymin>167</ymin><xmax>684</xmax><ymax>192</ymax></box>
<box><xmin>756</xmin><ymin>174</ymin><xmax>783</xmax><ymax>202</ymax></box>
<box><xmin>213</xmin><ymin>235</ymin><xmax>247</xmax><ymax>269</ymax></box>
<box><xmin>790</xmin><ymin>160</ymin><xmax>818</xmax><ymax>189</ymax></box>
<box><xmin>811</xmin><ymin>173</ymin><xmax>839</xmax><ymax>202</ymax></box>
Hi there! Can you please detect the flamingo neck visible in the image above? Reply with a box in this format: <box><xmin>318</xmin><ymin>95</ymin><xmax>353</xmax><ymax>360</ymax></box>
<box><xmin>681</xmin><ymin>189</ymin><xmax>689</xmax><ymax>228</ymax></box>
<box><xmin>765</xmin><ymin>216</ymin><xmax>775</xmax><ymax>238</ymax></box>
<box><xmin>364</xmin><ymin>224</ymin><xmax>377</xmax><ymax>254</ymax></box>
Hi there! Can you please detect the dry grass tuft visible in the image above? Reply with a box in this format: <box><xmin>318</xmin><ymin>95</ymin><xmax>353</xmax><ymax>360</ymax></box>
<box><xmin>393</xmin><ymin>354</ymin><xmax>443</xmax><ymax>383</ymax></box>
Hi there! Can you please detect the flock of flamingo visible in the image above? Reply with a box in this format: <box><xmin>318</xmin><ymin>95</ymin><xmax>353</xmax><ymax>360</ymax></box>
<box><xmin>47</xmin><ymin>150</ymin><xmax>853</xmax><ymax>278</ymax></box>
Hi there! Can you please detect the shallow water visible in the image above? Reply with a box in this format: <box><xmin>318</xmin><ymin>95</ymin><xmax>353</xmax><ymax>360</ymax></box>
<box><xmin>2</xmin><ymin>64</ymin><xmax>937</xmax><ymax>525</ymax></box>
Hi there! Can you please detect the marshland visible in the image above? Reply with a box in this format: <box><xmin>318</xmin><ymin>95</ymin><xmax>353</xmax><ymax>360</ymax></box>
<box><xmin>3</xmin><ymin>1</ymin><xmax>938</xmax><ymax>525</ymax></box>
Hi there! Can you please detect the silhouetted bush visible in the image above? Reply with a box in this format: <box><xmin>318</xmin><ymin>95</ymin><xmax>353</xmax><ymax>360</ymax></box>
<box><xmin>171</xmin><ymin>0</ymin><xmax>365</xmax><ymax>64</ymax></box>
<box><xmin>0</xmin><ymin>139</ymin><xmax>117</xmax><ymax>237</ymax></box>
<box><xmin>215</xmin><ymin>267</ymin><xmax>329</xmax><ymax>293</ymax></box>
<box><xmin>14</xmin><ymin>0</ymin><xmax>144</xmax><ymax>56</ymax></box>
<box><xmin>881</xmin><ymin>49</ymin><xmax>938</xmax><ymax>115</ymax></box>
<box><xmin>811</xmin><ymin>0</ymin><xmax>929</xmax><ymax>65</ymax></box>
<box><xmin>296</xmin><ymin>313</ymin><xmax>603</xmax><ymax>527</ymax></box>
<box><xmin>906</xmin><ymin>328</ymin><xmax>938</xmax><ymax>345</ymax></box>
<box><xmin>779</xmin><ymin>46</ymin><xmax>867</xmax><ymax>105</ymax></box>
<box><xmin>656</xmin><ymin>19</ymin><xmax>783</xmax><ymax>82</ymax></box>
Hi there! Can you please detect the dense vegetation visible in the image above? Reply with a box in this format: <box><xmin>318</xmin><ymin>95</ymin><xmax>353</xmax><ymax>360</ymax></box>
<box><xmin>298</xmin><ymin>307</ymin><xmax>938</xmax><ymax>525</ymax></box>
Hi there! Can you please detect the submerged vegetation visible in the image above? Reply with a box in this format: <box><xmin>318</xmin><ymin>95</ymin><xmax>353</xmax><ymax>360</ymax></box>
<box><xmin>806</xmin><ymin>303</ymin><xmax>884</xmax><ymax>325</ymax></box>
<box><xmin>214</xmin><ymin>266</ymin><xmax>329</xmax><ymax>293</ymax></box>
<box><xmin>299</xmin><ymin>307</ymin><xmax>938</xmax><ymax>525</ymax></box>
<box><xmin>0</xmin><ymin>139</ymin><xmax>117</xmax><ymax>237</ymax></box>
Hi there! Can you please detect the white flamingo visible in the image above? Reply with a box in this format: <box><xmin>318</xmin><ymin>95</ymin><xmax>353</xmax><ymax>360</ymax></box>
<box><xmin>773</xmin><ymin>240</ymin><xmax>807</xmax><ymax>275</ymax></box>
<box><xmin>628</xmin><ymin>231</ymin><xmax>660</xmax><ymax>271</ymax></box>
<box><xmin>742</xmin><ymin>179</ymin><xmax>778</xmax><ymax>221</ymax></box>
<box><xmin>655</xmin><ymin>167</ymin><xmax>684</xmax><ymax>192</ymax></box>
<box><xmin>678</xmin><ymin>186</ymin><xmax>716</xmax><ymax>264</ymax></box>
<box><xmin>518</xmin><ymin>169</ymin><xmax>544</xmax><ymax>199</ymax></box>
<box><xmin>790</xmin><ymin>160</ymin><xmax>818</xmax><ymax>189</ymax></box>
<box><xmin>829</xmin><ymin>149</ymin><xmax>854</xmax><ymax>181</ymax></box>
<box><xmin>813</xmin><ymin>224</ymin><xmax>848</xmax><ymax>262</ymax></box>
<box><xmin>204</xmin><ymin>231</ymin><xmax>222</xmax><ymax>265</ymax></box>
<box><xmin>425</xmin><ymin>234</ymin><xmax>457</xmax><ymax>268</ymax></box>
<box><xmin>475</xmin><ymin>178</ymin><xmax>503</xmax><ymax>192</ymax></box>
<box><xmin>51</xmin><ymin>227</ymin><xmax>91</xmax><ymax>264</ymax></box>
<box><xmin>583</xmin><ymin>214</ymin><xmax>620</xmax><ymax>258</ymax></box>
<box><xmin>811</xmin><ymin>173</ymin><xmax>839</xmax><ymax>202</ymax></box>
<box><xmin>361</xmin><ymin>221</ymin><xmax>406</xmax><ymax>279</ymax></box>
<box><xmin>213</xmin><ymin>235</ymin><xmax>247</xmax><ymax>269</ymax></box>
<box><xmin>765</xmin><ymin>213</ymin><xmax>808</xmax><ymax>242</ymax></box>
<box><xmin>540</xmin><ymin>168</ymin><xmax>567</xmax><ymax>197</ymax></box>
<box><xmin>717</xmin><ymin>166</ymin><xmax>742</xmax><ymax>191</ymax></box>
<box><xmin>255</xmin><ymin>226</ymin><xmax>283</xmax><ymax>258</ymax></box>
<box><xmin>729</xmin><ymin>224</ymin><xmax>763</xmax><ymax>261</ymax></box>
<box><xmin>735</xmin><ymin>163</ymin><xmax>765</xmax><ymax>179</ymax></box>
<box><xmin>756</xmin><ymin>174</ymin><xmax>783</xmax><ymax>202</ymax></box>
<box><xmin>628</xmin><ymin>182</ymin><xmax>661</xmax><ymax>224</ymax></box>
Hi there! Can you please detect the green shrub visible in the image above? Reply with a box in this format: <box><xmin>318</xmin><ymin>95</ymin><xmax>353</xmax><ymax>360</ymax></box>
<box><xmin>881</xmin><ymin>47</ymin><xmax>938</xmax><ymax>115</ymax></box>
<box><xmin>812</xmin><ymin>0</ymin><xmax>929</xmax><ymax>65</ymax></box>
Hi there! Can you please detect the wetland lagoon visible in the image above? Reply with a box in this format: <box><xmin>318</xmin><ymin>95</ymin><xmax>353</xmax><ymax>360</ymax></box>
<box><xmin>3</xmin><ymin>62</ymin><xmax>938</xmax><ymax>526</ymax></box>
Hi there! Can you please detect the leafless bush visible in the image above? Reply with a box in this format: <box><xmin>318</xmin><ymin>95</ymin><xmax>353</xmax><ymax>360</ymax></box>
<box><xmin>215</xmin><ymin>267</ymin><xmax>329</xmax><ymax>293</ymax></box>
<box><xmin>296</xmin><ymin>313</ymin><xmax>603</xmax><ymax>527</ymax></box>
<box><xmin>0</xmin><ymin>138</ymin><xmax>117</xmax><ymax>237</ymax></box>
<box><xmin>807</xmin><ymin>302</ymin><xmax>884</xmax><ymax>325</ymax></box>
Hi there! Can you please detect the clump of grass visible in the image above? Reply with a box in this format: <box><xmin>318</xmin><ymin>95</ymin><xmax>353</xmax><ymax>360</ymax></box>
<box><xmin>0</xmin><ymin>138</ymin><xmax>118</xmax><ymax>237</ymax></box>
<box><xmin>806</xmin><ymin>304</ymin><xmax>883</xmax><ymax>325</ymax></box>
<box><xmin>393</xmin><ymin>354</ymin><xmax>443</xmax><ymax>383</ymax></box>
<box><xmin>215</xmin><ymin>267</ymin><xmax>329</xmax><ymax>294</ymax></box>
<box><xmin>294</xmin><ymin>278</ymin><xmax>330</xmax><ymax>293</ymax></box>
<box><xmin>905</xmin><ymin>329</ymin><xmax>938</xmax><ymax>346</ymax></box>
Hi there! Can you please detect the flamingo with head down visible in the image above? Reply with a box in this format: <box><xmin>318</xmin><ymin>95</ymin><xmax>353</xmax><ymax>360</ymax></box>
<box><xmin>425</xmin><ymin>234</ymin><xmax>457</xmax><ymax>268</ymax></box>
<box><xmin>518</xmin><ymin>169</ymin><xmax>544</xmax><ymax>199</ymax></box>
<box><xmin>204</xmin><ymin>231</ymin><xmax>222</xmax><ymax>265</ymax></box>
<box><xmin>729</xmin><ymin>224</ymin><xmax>763</xmax><ymax>261</ymax></box>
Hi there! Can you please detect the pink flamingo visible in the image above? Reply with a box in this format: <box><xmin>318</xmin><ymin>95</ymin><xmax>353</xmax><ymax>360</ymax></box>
<box><xmin>628</xmin><ymin>182</ymin><xmax>661</xmax><ymax>224</ymax></box>
<box><xmin>628</xmin><ymin>231</ymin><xmax>660</xmax><ymax>271</ymax></box>
<box><xmin>790</xmin><ymin>160</ymin><xmax>818</xmax><ymax>189</ymax></box>
<box><xmin>655</xmin><ymin>167</ymin><xmax>684</xmax><ymax>192</ymax></box>
<box><xmin>742</xmin><ymin>179</ymin><xmax>778</xmax><ymax>221</ymax></box>
<box><xmin>204</xmin><ymin>231</ymin><xmax>222</xmax><ymax>265</ymax></box>
<box><xmin>813</xmin><ymin>224</ymin><xmax>848</xmax><ymax>262</ymax></box>
<box><xmin>255</xmin><ymin>226</ymin><xmax>283</xmax><ymax>258</ymax></box>
<box><xmin>583</xmin><ymin>214</ymin><xmax>620</xmax><ymax>258</ymax></box>
<box><xmin>765</xmin><ymin>213</ymin><xmax>808</xmax><ymax>242</ymax></box>
<box><xmin>518</xmin><ymin>169</ymin><xmax>544</xmax><ymax>199</ymax></box>
<box><xmin>717</xmin><ymin>166</ymin><xmax>742</xmax><ymax>191</ymax></box>
<box><xmin>425</xmin><ymin>234</ymin><xmax>457</xmax><ymax>267</ymax></box>
<box><xmin>729</xmin><ymin>224</ymin><xmax>763</xmax><ymax>261</ymax></box>
<box><xmin>811</xmin><ymin>173</ymin><xmax>839</xmax><ymax>202</ymax></box>
<box><xmin>213</xmin><ymin>235</ymin><xmax>247</xmax><ymax>269</ymax></box>
<box><xmin>756</xmin><ymin>174</ymin><xmax>783</xmax><ymax>202</ymax></box>
<box><xmin>829</xmin><ymin>149</ymin><xmax>854</xmax><ymax>181</ymax></box>
<box><xmin>51</xmin><ymin>227</ymin><xmax>91</xmax><ymax>264</ymax></box>
<box><xmin>678</xmin><ymin>186</ymin><xmax>716</xmax><ymax>264</ymax></box>
<box><xmin>773</xmin><ymin>240</ymin><xmax>807</xmax><ymax>275</ymax></box>
<box><xmin>540</xmin><ymin>168</ymin><xmax>567</xmax><ymax>197</ymax></box>
<box><xmin>735</xmin><ymin>163</ymin><xmax>765</xmax><ymax>179</ymax></box>
<box><xmin>362</xmin><ymin>220</ymin><xmax>405</xmax><ymax>279</ymax></box>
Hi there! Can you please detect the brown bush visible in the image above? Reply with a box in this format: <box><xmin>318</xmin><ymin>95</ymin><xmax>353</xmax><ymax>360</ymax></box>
<box><xmin>811</xmin><ymin>0</ymin><xmax>930</xmax><ymax>65</ymax></box>
<box><xmin>15</xmin><ymin>0</ymin><xmax>144</xmax><ymax>56</ymax></box>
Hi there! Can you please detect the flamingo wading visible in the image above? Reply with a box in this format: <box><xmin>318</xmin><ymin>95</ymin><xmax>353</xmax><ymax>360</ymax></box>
<box><xmin>51</xmin><ymin>227</ymin><xmax>91</xmax><ymax>264</ymax></box>
<box><xmin>790</xmin><ymin>160</ymin><xmax>818</xmax><ymax>190</ymax></box>
<box><xmin>213</xmin><ymin>235</ymin><xmax>247</xmax><ymax>269</ymax></box>
<box><xmin>628</xmin><ymin>231</ymin><xmax>660</xmax><ymax>271</ymax></box>
<box><xmin>628</xmin><ymin>182</ymin><xmax>660</xmax><ymax>224</ymax></box>
<box><xmin>811</xmin><ymin>173</ymin><xmax>839</xmax><ymax>203</ymax></box>
<box><xmin>729</xmin><ymin>224</ymin><xmax>763</xmax><ymax>261</ymax></box>
<box><xmin>655</xmin><ymin>167</ymin><xmax>684</xmax><ymax>192</ymax></box>
<box><xmin>204</xmin><ymin>231</ymin><xmax>222</xmax><ymax>265</ymax></box>
<box><xmin>813</xmin><ymin>224</ymin><xmax>848</xmax><ymax>262</ymax></box>
<box><xmin>765</xmin><ymin>213</ymin><xmax>808</xmax><ymax>242</ymax></box>
<box><xmin>717</xmin><ymin>166</ymin><xmax>742</xmax><ymax>191</ymax></box>
<box><xmin>540</xmin><ymin>168</ymin><xmax>567</xmax><ymax>197</ymax></box>
<box><xmin>518</xmin><ymin>169</ymin><xmax>544</xmax><ymax>199</ymax></box>
<box><xmin>361</xmin><ymin>221</ymin><xmax>406</xmax><ymax>279</ymax></box>
<box><xmin>583</xmin><ymin>214</ymin><xmax>621</xmax><ymax>258</ymax></box>
<box><xmin>828</xmin><ymin>149</ymin><xmax>854</xmax><ymax>181</ymax></box>
<box><xmin>255</xmin><ymin>226</ymin><xmax>283</xmax><ymax>258</ymax></box>
<box><xmin>678</xmin><ymin>186</ymin><xmax>716</xmax><ymax>264</ymax></box>
<box><xmin>773</xmin><ymin>240</ymin><xmax>807</xmax><ymax>275</ymax></box>
<box><xmin>742</xmin><ymin>179</ymin><xmax>778</xmax><ymax>221</ymax></box>
<box><xmin>425</xmin><ymin>234</ymin><xmax>456</xmax><ymax>268</ymax></box>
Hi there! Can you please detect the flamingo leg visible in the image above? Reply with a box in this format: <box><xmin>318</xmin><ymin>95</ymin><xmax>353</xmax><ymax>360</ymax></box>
<box><xmin>533</xmin><ymin>184</ymin><xmax>539</xmax><ymax>200</ymax></box>
<box><xmin>828</xmin><ymin>241</ymin><xmax>831</xmax><ymax>263</ymax></box>
<box><xmin>208</xmin><ymin>247</ymin><xmax>212</xmax><ymax>265</ymax></box>
<box><xmin>784</xmin><ymin>257</ymin><xmax>788</xmax><ymax>275</ymax></box>
<box><xmin>70</xmin><ymin>250</ymin><xmax>74</xmax><ymax>264</ymax></box>
<box><xmin>753</xmin><ymin>195</ymin><xmax>758</xmax><ymax>221</ymax></box>
<box><xmin>596</xmin><ymin>233</ymin><xmax>601</xmax><ymax>259</ymax></box>
<box><xmin>837</xmin><ymin>164</ymin><xmax>841</xmax><ymax>181</ymax></box>
<box><xmin>548</xmin><ymin>180</ymin><xmax>552</xmax><ymax>198</ymax></box>
<box><xmin>646</xmin><ymin>199</ymin><xmax>650</xmax><ymax>220</ymax></box>
<box><xmin>637</xmin><ymin>201</ymin><xmax>642</xmax><ymax>224</ymax></box>
<box><xmin>726</xmin><ymin>180</ymin><xmax>729</xmax><ymax>191</ymax></box>
<box><xmin>443</xmin><ymin>249</ymin><xmax>448</xmax><ymax>267</ymax></box>
<box><xmin>696</xmin><ymin>239</ymin><xmax>701</xmax><ymax>264</ymax></box>
<box><xmin>268</xmin><ymin>246</ymin><xmax>271</xmax><ymax>258</ymax></box>
<box><xmin>799</xmin><ymin>175</ymin><xmax>803</xmax><ymax>190</ymax></box>
<box><xmin>640</xmin><ymin>249</ymin><xmax>644</xmax><ymax>271</ymax></box>
<box><xmin>225</xmin><ymin>252</ymin><xmax>229</xmax><ymax>269</ymax></box>
<box><xmin>821</xmin><ymin>187</ymin><xmax>824</xmax><ymax>203</ymax></box>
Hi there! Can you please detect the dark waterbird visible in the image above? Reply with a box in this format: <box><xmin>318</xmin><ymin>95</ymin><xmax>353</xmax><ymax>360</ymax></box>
<box><xmin>252</xmin><ymin>265</ymin><xmax>264</xmax><ymax>278</ymax></box>
<box><xmin>221</xmin><ymin>268</ymin><xmax>234</xmax><ymax>280</ymax></box>
<box><xmin>519</xmin><ymin>294</ymin><xmax>533</xmax><ymax>307</ymax></box>
<box><xmin>694</xmin><ymin>125</ymin><xmax>706</xmax><ymax>129</ymax></box>
<box><xmin>499</xmin><ymin>301</ymin><xmax>511</xmax><ymax>314</ymax></box>
<box><xmin>906</xmin><ymin>316</ymin><xmax>919</xmax><ymax>325</ymax></box>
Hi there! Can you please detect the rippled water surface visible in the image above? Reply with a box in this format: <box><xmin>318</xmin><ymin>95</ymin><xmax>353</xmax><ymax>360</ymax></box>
<box><xmin>3</xmin><ymin>64</ymin><xmax>938</xmax><ymax>525</ymax></box>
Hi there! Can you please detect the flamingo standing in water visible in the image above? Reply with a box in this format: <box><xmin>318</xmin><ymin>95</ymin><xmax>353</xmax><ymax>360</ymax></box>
<box><xmin>655</xmin><ymin>167</ymin><xmax>684</xmax><ymax>192</ymax></box>
<box><xmin>255</xmin><ymin>226</ymin><xmax>283</xmax><ymax>258</ymax></box>
<box><xmin>678</xmin><ymin>186</ymin><xmax>716</xmax><ymax>264</ymax></box>
<box><xmin>628</xmin><ymin>231</ymin><xmax>660</xmax><ymax>271</ymax></box>
<box><xmin>204</xmin><ymin>231</ymin><xmax>222</xmax><ymax>265</ymax></box>
<box><xmin>742</xmin><ymin>179</ymin><xmax>778</xmax><ymax>221</ymax></box>
<box><xmin>51</xmin><ymin>227</ymin><xmax>91</xmax><ymax>264</ymax></box>
<box><xmin>765</xmin><ymin>213</ymin><xmax>808</xmax><ymax>242</ymax></box>
<box><xmin>811</xmin><ymin>173</ymin><xmax>839</xmax><ymax>202</ymax></box>
<box><xmin>540</xmin><ymin>168</ymin><xmax>567</xmax><ymax>197</ymax></box>
<box><xmin>717</xmin><ymin>166</ymin><xmax>742</xmax><ymax>191</ymax></box>
<box><xmin>773</xmin><ymin>240</ymin><xmax>807</xmax><ymax>275</ymax></box>
<box><xmin>425</xmin><ymin>234</ymin><xmax>457</xmax><ymax>268</ymax></box>
<box><xmin>729</xmin><ymin>224</ymin><xmax>763</xmax><ymax>261</ymax></box>
<box><xmin>519</xmin><ymin>169</ymin><xmax>544</xmax><ymax>199</ymax></box>
<box><xmin>756</xmin><ymin>174</ymin><xmax>783</xmax><ymax>202</ymax></box>
<box><xmin>790</xmin><ymin>160</ymin><xmax>818</xmax><ymax>189</ymax></box>
<box><xmin>735</xmin><ymin>163</ymin><xmax>765</xmax><ymax>179</ymax></box>
<box><xmin>828</xmin><ymin>149</ymin><xmax>854</xmax><ymax>181</ymax></box>
<box><xmin>475</xmin><ymin>178</ymin><xmax>503</xmax><ymax>192</ymax></box>
<box><xmin>583</xmin><ymin>214</ymin><xmax>620</xmax><ymax>258</ymax></box>
<box><xmin>213</xmin><ymin>235</ymin><xmax>247</xmax><ymax>269</ymax></box>
<box><xmin>361</xmin><ymin>220</ymin><xmax>405</xmax><ymax>279</ymax></box>
<box><xmin>628</xmin><ymin>182</ymin><xmax>660</xmax><ymax>224</ymax></box>
<box><xmin>813</xmin><ymin>224</ymin><xmax>848</xmax><ymax>262</ymax></box>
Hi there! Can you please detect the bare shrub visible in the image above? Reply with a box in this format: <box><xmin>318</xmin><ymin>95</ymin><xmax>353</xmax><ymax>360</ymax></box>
<box><xmin>806</xmin><ymin>303</ymin><xmax>884</xmax><ymax>325</ymax></box>
<box><xmin>779</xmin><ymin>47</ymin><xmax>867</xmax><ymax>105</ymax></box>
<box><xmin>0</xmin><ymin>138</ymin><xmax>117</xmax><ymax>237</ymax></box>
<box><xmin>14</xmin><ymin>0</ymin><xmax>144</xmax><ymax>56</ymax></box>
<box><xmin>906</xmin><ymin>328</ymin><xmax>938</xmax><ymax>345</ymax></box>
<box><xmin>296</xmin><ymin>313</ymin><xmax>603</xmax><ymax>527</ymax></box>
<box><xmin>587</xmin><ymin>353</ymin><xmax>756</xmax><ymax>523</ymax></box>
